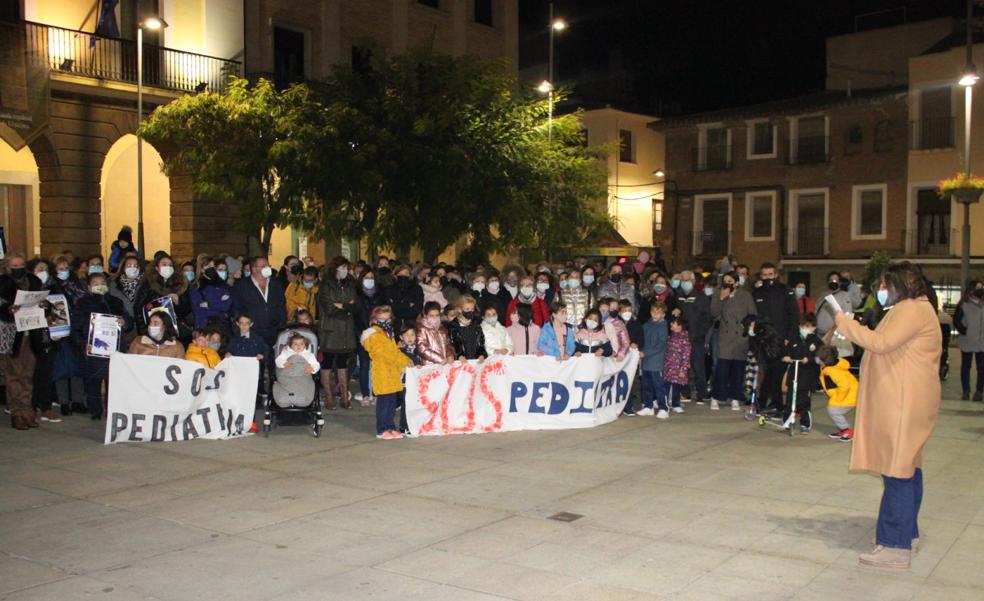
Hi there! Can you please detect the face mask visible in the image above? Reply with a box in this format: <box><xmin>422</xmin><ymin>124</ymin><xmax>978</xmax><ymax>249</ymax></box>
<box><xmin>536</xmin><ymin>282</ymin><xmax>550</xmax><ymax>292</ymax></box>
<box><xmin>828</xmin><ymin>281</ymin><xmax>840</xmax><ymax>291</ymax></box>
<box><xmin>670</xmin><ymin>279</ymin><xmax>680</xmax><ymax>289</ymax></box>
<box><xmin>362</xmin><ymin>278</ymin><xmax>375</xmax><ymax>289</ymax></box>
<box><xmin>184</xmin><ymin>271</ymin><xmax>195</xmax><ymax>282</ymax></box>
<box><xmin>397</xmin><ymin>274</ymin><xmax>410</xmax><ymax>282</ymax></box>
<box><xmin>800</xmin><ymin>328</ymin><xmax>814</xmax><ymax>339</ymax></box>
<box><xmin>488</xmin><ymin>281</ymin><xmax>500</xmax><ymax>293</ymax></box>
<box><xmin>558</xmin><ymin>279</ymin><xmax>568</xmax><ymax>289</ymax></box>
<box><xmin>208</xmin><ymin>342</ymin><xmax>221</xmax><ymax>351</ymax></box>
<box><xmin>461</xmin><ymin>311</ymin><xmax>476</xmax><ymax>321</ymax></box>
<box><xmin>148</xmin><ymin>326</ymin><xmax>163</xmax><ymax>339</ymax></box>
<box><xmin>243</xmin><ymin>268</ymin><xmax>251</xmax><ymax>278</ymax></box>
<box><xmin>10</xmin><ymin>267</ymin><xmax>26</xmax><ymax>279</ymax></box>
<box><xmin>425</xmin><ymin>316</ymin><xmax>441</xmax><ymax>329</ymax></box>
<box><xmin>260</xmin><ymin>266</ymin><xmax>273</xmax><ymax>278</ymax></box>
<box><xmin>795</xmin><ymin>287</ymin><xmax>806</xmax><ymax>297</ymax></box>
<box><xmin>738</xmin><ymin>276</ymin><xmax>747</xmax><ymax>286</ymax></box>
<box><xmin>304</xmin><ymin>281</ymin><xmax>315</xmax><ymax>290</ymax></box>
<box><xmin>748</xmin><ymin>328</ymin><xmax>756</xmax><ymax>337</ymax></box>
<box><xmin>289</xmin><ymin>264</ymin><xmax>302</xmax><ymax>275</ymax></box>
<box><xmin>567</xmin><ymin>278</ymin><xmax>580</xmax><ymax>289</ymax></box>
<box><xmin>521</xmin><ymin>286</ymin><xmax>535</xmax><ymax>297</ymax></box>
<box><xmin>583</xmin><ymin>275</ymin><xmax>595</xmax><ymax>286</ymax></box>
<box><xmin>609</xmin><ymin>273</ymin><xmax>622</xmax><ymax>283</ymax></box>
<box><xmin>217</xmin><ymin>270</ymin><xmax>228</xmax><ymax>280</ymax></box>
<box><xmin>472</xmin><ymin>282</ymin><xmax>486</xmax><ymax>293</ymax></box>
<box><xmin>585</xmin><ymin>319</ymin><xmax>599</xmax><ymax>330</ymax></box>
<box><xmin>654</xmin><ymin>284</ymin><xmax>667</xmax><ymax>294</ymax></box>
<box><xmin>620</xmin><ymin>311</ymin><xmax>633</xmax><ymax>322</ymax></box>
<box><xmin>91</xmin><ymin>284</ymin><xmax>108</xmax><ymax>295</ymax></box>
<box><xmin>840</xmin><ymin>280</ymin><xmax>850</xmax><ymax>291</ymax></box>
<box><xmin>57</xmin><ymin>270</ymin><xmax>70</xmax><ymax>281</ymax></box>
<box><xmin>35</xmin><ymin>270</ymin><xmax>49</xmax><ymax>284</ymax></box>
<box><xmin>877</xmin><ymin>289</ymin><xmax>890</xmax><ymax>306</ymax></box>
<box><xmin>704</xmin><ymin>287</ymin><xmax>714</xmax><ymax>296</ymax></box>
<box><xmin>763</xmin><ymin>278</ymin><xmax>774</xmax><ymax>287</ymax></box>
<box><xmin>125</xmin><ymin>267</ymin><xmax>140</xmax><ymax>279</ymax></box>
<box><xmin>973</xmin><ymin>288</ymin><xmax>984</xmax><ymax>300</ymax></box>
<box><xmin>336</xmin><ymin>267</ymin><xmax>349</xmax><ymax>279</ymax></box>
<box><xmin>158</xmin><ymin>265</ymin><xmax>174</xmax><ymax>279</ymax></box>
<box><xmin>681</xmin><ymin>281</ymin><xmax>694</xmax><ymax>294</ymax></box>
<box><xmin>88</xmin><ymin>265</ymin><xmax>103</xmax><ymax>274</ymax></box>
<box><xmin>484</xmin><ymin>317</ymin><xmax>498</xmax><ymax>326</ymax></box>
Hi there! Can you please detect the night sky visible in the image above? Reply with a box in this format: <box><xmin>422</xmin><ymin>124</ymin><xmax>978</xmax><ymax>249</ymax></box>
<box><xmin>519</xmin><ymin>0</ymin><xmax>969</xmax><ymax>116</ymax></box>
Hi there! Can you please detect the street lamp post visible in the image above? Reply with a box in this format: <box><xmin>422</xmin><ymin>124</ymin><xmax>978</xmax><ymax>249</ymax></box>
<box><xmin>136</xmin><ymin>16</ymin><xmax>167</xmax><ymax>255</ymax></box>
<box><xmin>654</xmin><ymin>170</ymin><xmax>681</xmax><ymax>271</ymax></box>
<box><xmin>959</xmin><ymin>0</ymin><xmax>979</xmax><ymax>289</ymax></box>
<box><xmin>543</xmin><ymin>3</ymin><xmax>566</xmax><ymax>141</ymax></box>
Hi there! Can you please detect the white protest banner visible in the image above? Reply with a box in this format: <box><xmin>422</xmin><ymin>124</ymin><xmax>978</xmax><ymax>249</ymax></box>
<box><xmin>13</xmin><ymin>290</ymin><xmax>50</xmax><ymax>332</ymax></box>
<box><xmin>405</xmin><ymin>349</ymin><xmax>639</xmax><ymax>436</ymax></box>
<box><xmin>105</xmin><ymin>355</ymin><xmax>258</xmax><ymax>444</ymax></box>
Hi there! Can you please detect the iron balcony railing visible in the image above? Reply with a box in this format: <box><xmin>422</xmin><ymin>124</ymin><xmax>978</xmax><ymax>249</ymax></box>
<box><xmin>903</xmin><ymin>228</ymin><xmax>955</xmax><ymax>256</ymax></box>
<box><xmin>786</xmin><ymin>226</ymin><xmax>827</xmax><ymax>256</ymax></box>
<box><xmin>693</xmin><ymin>229</ymin><xmax>730</xmax><ymax>257</ymax></box>
<box><xmin>692</xmin><ymin>144</ymin><xmax>733</xmax><ymax>172</ymax></box>
<box><xmin>788</xmin><ymin>135</ymin><xmax>830</xmax><ymax>165</ymax></box>
<box><xmin>909</xmin><ymin>117</ymin><xmax>955</xmax><ymax>150</ymax></box>
<box><xmin>9</xmin><ymin>19</ymin><xmax>240</xmax><ymax>94</ymax></box>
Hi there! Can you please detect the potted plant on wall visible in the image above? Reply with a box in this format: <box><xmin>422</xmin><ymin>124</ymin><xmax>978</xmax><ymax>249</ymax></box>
<box><xmin>938</xmin><ymin>172</ymin><xmax>984</xmax><ymax>204</ymax></box>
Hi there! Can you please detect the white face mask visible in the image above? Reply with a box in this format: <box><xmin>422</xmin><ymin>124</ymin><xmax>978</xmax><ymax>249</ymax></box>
<box><xmin>483</xmin><ymin>316</ymin><xmax>497</xmax><ymax>326</ymax></box>
<box><xmin>363</xmin><ymin>279</ymin><xmax>375</xmax><ymax>289</ymax></box>
<box><xmin>158</xmin><ymin>265</ymin><xmax>174</xmax><ymax>279</ymax></box>
<box><xmin>620</xmin><ymin>311</ymin><xmax>633</xmax><ymax>322</ymax></box>
<box><xmin>585</xmin><ymin>319</ymin><xmax>599</xmax><ymax>330</ymax></box>
<box><xmin>583</xmin><ymin>275</ymin><xmax>595</xmax><ymax>285</ymax></box>
<box><xmin>520</xmin><ymin>285</ymin><xmax>535</xmax><ymax>297</ymax></box>
<box><xmin>472</xmin><ymin>282</ymin><xmax>486</xmax><ymax>293</ymax></box>
<box><xmin>337</xmin><ymin>267</ymin><xmax>349</xmax><ymax>279</ymax></box>
<box><xmin>536</xmin><ymin>282</ymin><xmax>550</xmax><ymax>292</ymax></box>
<box><xmin>125</xmin><ymin>267</ymin><xmax>140</xmax><ymax>279</ymax></box>
<box><xmin>148</xmin><ymin>325</ymin><xmax>163</xmax><ymax>339</ymax></box>
<box><xmin>487</xmin><ymin>281</ymin><xmax>500</xmax><ymax>293</ymax></box>
<box><xmin>36</xmin><ymin>271</ymin><xmax>49</xmax><ymax>284</ymax></box>
<box><xmin>260</xmin><ymin>266</ymin><xmax>273</xmax><ymax>279</ymax></box>
<box><xmin>568</xmin><ymin>278</ymin><xmax>580</xmax><ymax>288</ymax></box>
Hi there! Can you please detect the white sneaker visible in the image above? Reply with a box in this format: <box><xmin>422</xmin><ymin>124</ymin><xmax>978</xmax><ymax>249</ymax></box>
<box><xmin>731</xmin><ymin>400</ymin><xmax>741</xmax><ymax>411</ymax></box>
<box><xmin>672</xmin><ymin>406</ymin><xmax>684</xmax><ymax>414</ymax></box>
<box><xmin>656</xmin><ymin>409</ymin><xmax>669</xmax><ymax>419</ymax></box>
<box><xmin>354</xmin><ymin>393</ymin><xmax>364</xmax><ymax>402</ymax></box>
<box><xmin>636</xmin><ymin>407</ymin><xmax>655</xmax><ymax>416</ymax></box>
<box><xmin>710</xmin><ymin>399</ymin><xmax>720</xmax><ymax>410</ymax></box>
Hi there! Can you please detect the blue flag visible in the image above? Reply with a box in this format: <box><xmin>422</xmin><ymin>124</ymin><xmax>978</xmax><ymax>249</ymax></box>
<box><xmin>91</xmin><ymin>0</ymin><xmax>120</xmax><ymax>47</ymax></box>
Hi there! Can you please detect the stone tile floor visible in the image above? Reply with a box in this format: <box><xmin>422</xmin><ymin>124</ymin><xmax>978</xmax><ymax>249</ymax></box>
<box><xmin>2</xmin><ymin>350</ymin><xmax>983</xmax><ymax>600</ymax></box>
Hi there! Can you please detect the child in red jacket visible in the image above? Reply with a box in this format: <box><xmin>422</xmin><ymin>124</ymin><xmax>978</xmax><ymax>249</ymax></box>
<box><xmin>662</xmin><ymin>316</ymin><xmax>692</xmax><ymax>414</ymax></box>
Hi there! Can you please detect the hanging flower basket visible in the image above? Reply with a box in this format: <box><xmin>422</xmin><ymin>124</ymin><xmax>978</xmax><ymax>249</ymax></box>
<box><xmin>939</xmin><ymin>173</ymin><xmax>984</xmax><ymax>204</ymax></box>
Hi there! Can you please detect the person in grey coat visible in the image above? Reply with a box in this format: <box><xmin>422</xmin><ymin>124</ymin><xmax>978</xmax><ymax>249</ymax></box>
<box><xmin>955</xmin><ymin>280</ymin><xmax>984</xmax><ymax>401</ymax></box>
<box><xmin>317</xmin><ymin>256</ymin><xmax>358</xmax><ymax>409</ymax></box>
<box><xmin>815</xmin><ymin>271</ymin><xmax>854</xmax><ymax>336</ymax></box>
<box><xmin>710</xmin><ymin>271</ymin><xmax>757</xmax><ymax>411</ymax></box>
<box><xmin>596</xmin><ymin>262</ymin><xmax>638</xmax><ymax>314</ymax></box>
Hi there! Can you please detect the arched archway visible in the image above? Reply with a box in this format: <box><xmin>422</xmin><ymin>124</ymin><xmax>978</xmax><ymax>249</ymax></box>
<box><xmin>0</xmin><ymin>137</ymin><xmax>40</xmax><ymax>256</ymax></box>
<box><xmin>100</xmin><ymin>134</ymin><xmax>171</xmax><ymax>259</ymax></box>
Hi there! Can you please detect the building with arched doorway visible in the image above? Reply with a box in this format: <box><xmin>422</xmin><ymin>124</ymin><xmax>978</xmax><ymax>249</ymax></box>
<box><xmin>1</xmin><ymin>0</ymin><xmax>519</xmax><ymax>266</ymax></box>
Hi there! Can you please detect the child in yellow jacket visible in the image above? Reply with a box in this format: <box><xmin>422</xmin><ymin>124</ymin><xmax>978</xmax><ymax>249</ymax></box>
<box><xmin>186</xmin><ymin>328</ymin><xmax>222</xmax><ymax>368</ymax></box>
<box><xmin>360</xmin><ymin>305</ymin><xmax>413</xmax><ymax>440</ymax></box>
<box><xmin>818</xmin><ymin>345</ymin><xmax>858</xmax><ymax>441</ymax></box>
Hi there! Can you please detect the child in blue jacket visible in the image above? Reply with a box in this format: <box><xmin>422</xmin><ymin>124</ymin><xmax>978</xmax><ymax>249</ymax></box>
<box><xmin>537</xmin><ymin>302</ymin><xmax>577</xmax><ymax>359</ymax></box>
<box><xmin>640</xmin><ymin>302</ymin><xmax>669</xmax><ymax>417</ymax></box>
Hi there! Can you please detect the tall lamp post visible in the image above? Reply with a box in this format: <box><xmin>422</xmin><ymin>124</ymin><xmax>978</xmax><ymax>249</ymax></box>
<box><xmin>136</xmin><ymin>15</ymin><xmax>167</xmax><ymax>255</ymax></box>
<box><xmin>539</xmin><ymin>4</ymin><xmax>566</xmax><ymax>141</ymax></box>
<box><xmin>959</xmin><ymin>0</ymin><xmax>979</xmax><ymax>289</ymax></box>
<box><xmin>654</xmin><ymin>170</ymin><xmax>681</xmax><ymax>271</ymax></box>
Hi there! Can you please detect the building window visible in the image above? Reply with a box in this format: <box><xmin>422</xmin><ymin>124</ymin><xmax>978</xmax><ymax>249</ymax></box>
<box><xmin>746</xmin><ymin>120</ymin><xmax>776</xmax><ymax>159</ymax></box>
<box><xmin>418</xmin><ymin>0</ymin><xmax>440</xmax><ymax>8</ymax></box>
<box><xmin>696</xmin><ymin>124</ymin><xmax>731</xmax><ymax>170</ymax></box>
<box><xmin>273</xmin><ymin>26</ymin><xmax>305</xmax><ymax>90</ymax></box>
<box><xmin>619</xmin><ymin>129</ymin><xmax>634</xmax><ymax>163</ymax></box>
<box><xmin>694</xmin><ymin>194</ymin><xmax>731</xmax><ymax>256</ymax></box>
<box><xmin>912</xmin><ymin>87</ymin><xmax>953</xmax><ymax>150</ymax></box>
<box><xmin>874</xmin><ymin>120</ymin><xmax>894</xmax><ymax>153</ymax></box>
<box><xmin>653</xmin><ymin>199</ymin><xmax>663</xmax><ymax>231</ymax></box>
<box><xmin>745</xmin><ymin>191</ymin><xmax>776</xmax><ymax>241</ymax></box>
<box><xmin>474</xmin><ymin>0</ymin><xmax>493</xmax><ymax>25</ymax></box>
<box><xmin>852</xmin><ymin>184</ymin><xmax>887</xmax><ymax>239</ymax></box>
<box><xmin>788</xmin><ymin>189</ymin><xmax>828</xmax><ymax>255</ymax></box>
<box><xmin>352</xmin><ymin>46</ymin><xmax>373</xmax><ymax>74</ymax></box>
<box><xmin>844</xmin><ymin>124</ymin><xmax>863</xmax><ymax>156</ymax></box>
<box><xmin>790</xmin><ymin>114</ymin><xmax>828</xmax><ymax>164</ymax></box>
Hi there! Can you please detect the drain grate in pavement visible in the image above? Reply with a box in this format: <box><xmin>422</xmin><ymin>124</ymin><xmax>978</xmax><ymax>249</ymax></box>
<box><xmin>547</xmin><ymin>511</ymin><xmax>583</xmax><ymax>522</ymax></box>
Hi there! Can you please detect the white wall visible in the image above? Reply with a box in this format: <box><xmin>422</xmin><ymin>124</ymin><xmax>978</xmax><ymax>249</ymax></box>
<box><xmin>100</xmin><ymin>135</ymin><xmax>171</xmax><ymax>257</ymax></box>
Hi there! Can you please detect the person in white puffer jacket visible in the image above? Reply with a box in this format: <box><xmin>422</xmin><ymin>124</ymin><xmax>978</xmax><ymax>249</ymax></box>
<box><xmin>481</xmin><ymin>305</ymin><xmax>514</xmax><ymax>356</ymax></box>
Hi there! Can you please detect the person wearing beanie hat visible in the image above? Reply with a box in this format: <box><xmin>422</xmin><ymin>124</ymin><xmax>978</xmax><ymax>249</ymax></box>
<box><xmin>109</xmin><ymin>225</ymin><xmax>143</xmax><ymax>272</ymax></box>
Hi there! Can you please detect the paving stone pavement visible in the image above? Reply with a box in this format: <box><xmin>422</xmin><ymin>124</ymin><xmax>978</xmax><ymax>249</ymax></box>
<box><xmin>2</xmin><ymin>349</ymin><xmax>983</xmax><ymax>600</ymax></box>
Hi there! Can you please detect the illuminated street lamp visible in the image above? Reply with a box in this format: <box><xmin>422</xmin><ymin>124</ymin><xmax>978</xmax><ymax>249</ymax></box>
<box><xmin>958</xmin><ymin>0</ymin><xmax>978</xmax><ymax>288</ymax></box>
<box><xmin>136</xmin><ymin>15</ymin><xmax>168</xmax><ymax>255</ymax></box>
<box><xmin>545</xmin><ymin>3</ymin><xmax>565</xmax><ymax>142</ymax></box>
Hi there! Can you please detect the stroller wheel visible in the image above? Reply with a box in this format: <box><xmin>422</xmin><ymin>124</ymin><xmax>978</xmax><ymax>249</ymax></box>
<box><xmin>313</xmin><ymin>424</ymin><xmax>322</xmax><ymax>438</ymax></box>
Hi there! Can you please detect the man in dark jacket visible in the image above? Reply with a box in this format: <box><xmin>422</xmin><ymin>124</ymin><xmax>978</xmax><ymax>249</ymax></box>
<box><xmin>752</xmin><ymin>262</ymin><xmax>800</xmax><ymax>343</ymax></box>
<box><xmin>232</xmin><ymin>256</ymin><xmax>287</xmax><ymax>347</ymax></box>
<box><xmin>674</xmin><ymin>269</ymin><xmax>712</xmax><ymax>402</ymax></box>
<box><xmin>384</xmin><ymin>265</ymin><xmax>424</xmax><ymax>322</ymax></box>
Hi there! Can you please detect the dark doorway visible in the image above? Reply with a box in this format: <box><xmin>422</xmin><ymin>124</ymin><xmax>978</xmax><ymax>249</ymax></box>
<box><xmin>274</xmin><ymin>26</ymin><xmax>305</xmax><ymax>89</ymax></box>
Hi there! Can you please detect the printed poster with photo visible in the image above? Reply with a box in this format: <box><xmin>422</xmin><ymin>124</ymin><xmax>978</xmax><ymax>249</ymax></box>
<box><xmin>142</xmin><ymin>295</ymin><xmax>178</xmax><ymax>328</ymax></box>
<box><xmin>87</xmin><ymin>313</ymin><xmax>121</xmax><ymax>358</ymax></box>
<box><xmin>46</xmin><ymin>294</ymin><xmax>71</xmax><ymax>340</ymax></box>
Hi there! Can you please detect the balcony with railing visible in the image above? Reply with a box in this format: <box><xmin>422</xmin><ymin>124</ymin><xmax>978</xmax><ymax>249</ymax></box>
<box><xmin>693</xmin><ymin>230</ymin><xmax>731</xmax><ymax>256</ymax></box>
<box><xmin>904</xmin><ymin>228</ymin><xmax>955</xmax><ymax>256</ymax></box>
<box><xmin>787</xmin><ymin>135</ymin><xmax>830</xmax><ymax>165</ymax></box>
<box><xmin>785</xmin><ymin>226</ymin><xmax>827</xmax><ymax>256</ymax></box>
<box><xmin>692</xmin><ymin>144</ymin><xmax>733</xmax><ymax>172</ymax></box>
<box><xmin>6</xmin><ymin>19</ymin><xmax>240</xmax><ymax>94</ymax></box>
<box><xmin>909</xmin><ymin>117</ymin><xmax>955</xmax><ymax>150</ymax></box>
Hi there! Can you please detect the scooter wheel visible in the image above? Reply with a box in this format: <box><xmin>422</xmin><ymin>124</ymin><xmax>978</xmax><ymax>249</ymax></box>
<box><xmin>758</xmin><ymin>416</ymin><xmax>766</xmax><ymax>426</ymax></box>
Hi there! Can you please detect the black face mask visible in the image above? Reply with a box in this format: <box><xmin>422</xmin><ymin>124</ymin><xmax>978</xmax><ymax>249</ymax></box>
<box><xmin>461</xmin><ymin>311</ymin><xmax>476</xmax><ymax>321</ymax></box>
<box><xmin>377</xmin><ymin>266</ymin><xmax>391</xmax><ymax>276</ymax></box>
<box><xmin>397</xmin><ymin>275</ymin><xmax>410</xmax><ymax>283</ymax></box>
<box><xmin>204</xmin><ymin>267</ymin><xmax>219</xmax><ymax>281</ymax></box>
<box><xmin>763</xmin><ymin>278</ymin><xmax>774</xmax><ymax>286</ymax></box>
<box><xmin>723</xmin><ymin>283</ymin><xmax>734</xmax><ymax>291</ymax></box>
<box><xmin>828</xmin><ymin>281</ymin><xmax>840</xmax><ymax>291</ymax></box>
<box><xmin>839</xmin><ymin>280</ymin><xmax>850</xmax><ymax>291</ymax></box>
<box><xmin>609</xmin><ymin>273</ymin><xmax>622</xmax><ymax>283</ymax></box>
<box><xmin>10</xmin><ymin>267</ymin><xmax>26</xmax><ymax>280</ymax></box>
<box><xmin>289</xmin><ymin>264</ymin><xmax>302</xmax><ymax>275</ymax></box>
<box><xmin>973</xmin><ymin>289</ymin><xmax>984</xmax><ymax>300</ymax></box>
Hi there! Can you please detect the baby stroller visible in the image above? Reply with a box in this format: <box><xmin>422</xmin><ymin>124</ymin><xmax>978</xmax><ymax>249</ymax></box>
<box><xmin>262</xmin><ymin>326</ymin><xmax>324</xmax><ymax>437</ymax></box>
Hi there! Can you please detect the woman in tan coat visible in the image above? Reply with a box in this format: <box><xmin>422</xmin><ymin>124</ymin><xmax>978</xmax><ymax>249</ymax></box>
<box><xmin>127</xmin><ymin>313</ymin><xmax>185</xmax><ymax>359</ymax></box>
<box><xmin>833</xmin><ymin>261</ymin><xmax>941</xmax><ymax>571</ymax></box>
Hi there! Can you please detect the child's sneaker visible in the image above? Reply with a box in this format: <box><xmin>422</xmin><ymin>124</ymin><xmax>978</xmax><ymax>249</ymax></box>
<box><xmin>839</xmin><ymin>428</ymin><xmax>854</xmax><ymax>441</ymax></box>
<box><xmin>800</xmin><ymin>424</ymin><xmax>811</xmax><ymax>434</ymax></box>
<box><xmin>709</xmin><ymin>399</ymin><xmax>720</xmax><ymax>410</ymax></box>
<box><xmin>636</xmin><ymin>407</ymin><xmax>655</xmax><ymax>416</ymax></box>
<box><xmin>730</xmin><ymin>399</ymin><xmax>741</xmax><ymax>411</ymax></box>
<box><xmin>656</xmin><ymin>409</ymin><xmax>669</xmax><ymax>419</ymax></box>
<box><xmin>671</xmin><ymin>406</ymin><xmax>684</xmax><ymax>414</ymax></box>
<box><xmin>828</xmin><ymin>429</ymin><xmax>845</xmax><ymax>440</ymax></box>
<box><xmin>353</xmin><ymin>392</ymin><xmax>364</xmax><ymax>402</ymax></box>
<box><xmin>383</xmin><ymin>430</ymin><xmax>403</xmax><ymax>440</ymax></box>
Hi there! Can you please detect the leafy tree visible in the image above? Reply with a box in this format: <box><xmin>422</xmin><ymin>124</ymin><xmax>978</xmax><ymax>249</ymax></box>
<box><xmin>139</xmin><ymin>78</ymin><xmax>327</xmax><ymax>253</ymax></box>
<box><xmin>864</xmin><ymin>250</ymin><xmax>893</xmax><ymax>291</ymax></box>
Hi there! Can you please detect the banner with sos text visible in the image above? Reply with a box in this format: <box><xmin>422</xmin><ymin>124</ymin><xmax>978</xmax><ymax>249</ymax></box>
<box><xmin>105</xmin><ymin>354</ymin><xmax>258</xmax><ymax>444</ymax></box>
<box><xmin>405</xmin><ymin>349</ymin><xmax>639</xmax><ymax>436</ymax></box>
